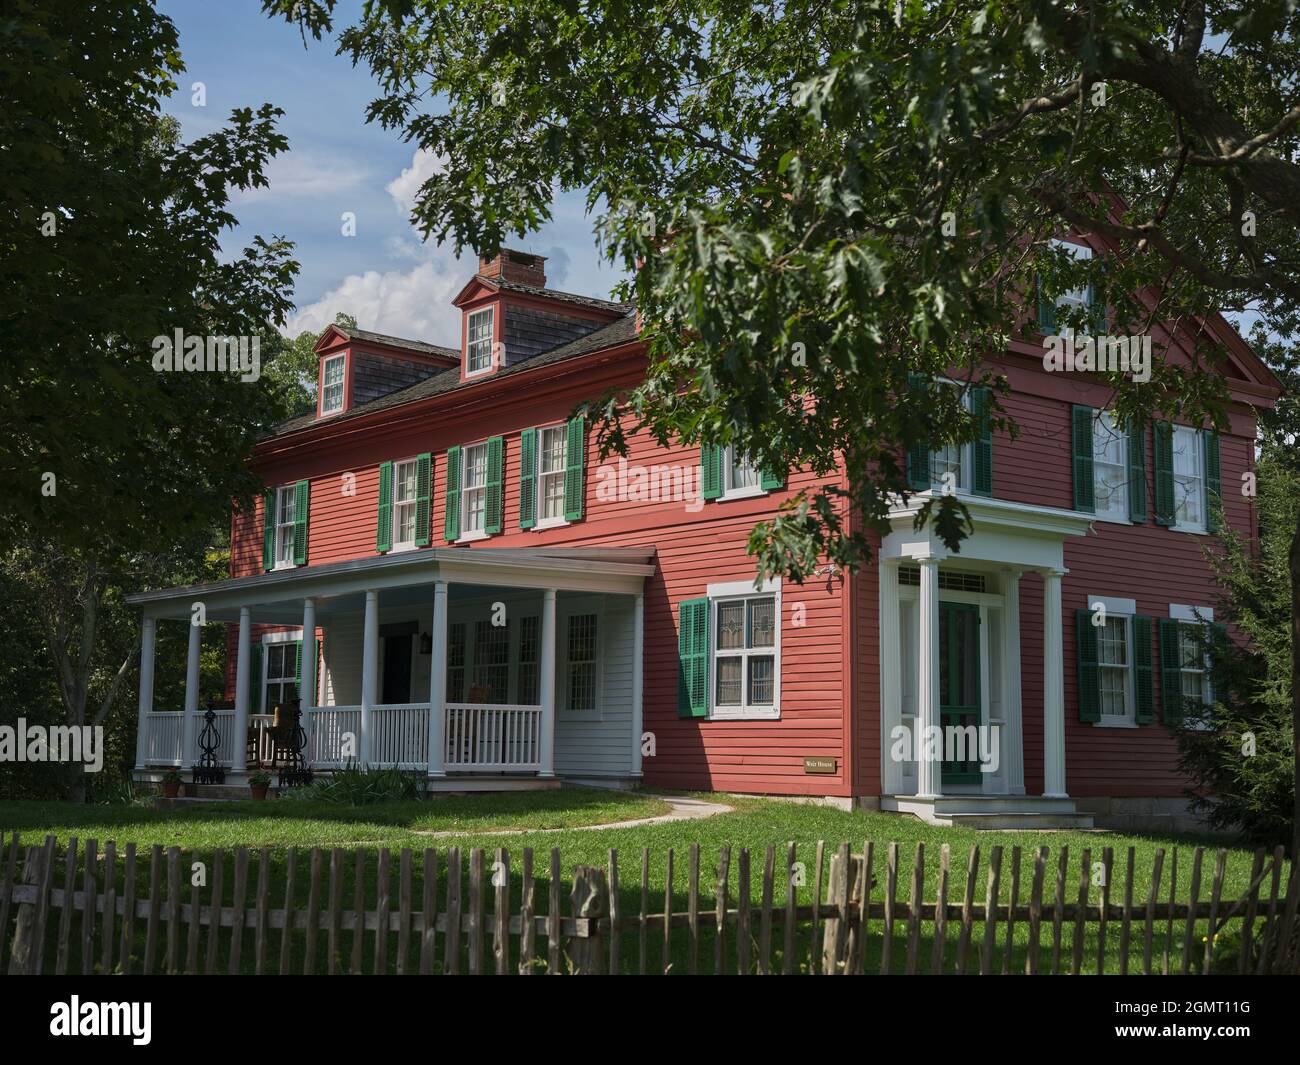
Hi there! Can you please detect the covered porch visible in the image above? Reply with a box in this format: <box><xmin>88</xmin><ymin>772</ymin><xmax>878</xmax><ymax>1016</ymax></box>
<box><xmin>126</xmin><ymin>548</ymin><xmax>653</xmax><ymax>790</ymax></box>
<box><xmin>877</xmin><ymin>493</ymin><xmax>1097</xmax><ymax>828</ymax></box>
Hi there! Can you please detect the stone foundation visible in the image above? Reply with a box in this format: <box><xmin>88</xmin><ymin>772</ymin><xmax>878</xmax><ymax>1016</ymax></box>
<box><xmin>1072</xmin><ymin>796</ymin><xmax>1227</xmax><ymax>836</ymax></box>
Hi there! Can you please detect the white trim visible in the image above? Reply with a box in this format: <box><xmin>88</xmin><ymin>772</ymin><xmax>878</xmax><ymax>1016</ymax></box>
<box><xmin>320</xmin><ymin>353</ymin><xmax>346</xmax><ymax>415</ymax></box>
<box><xmin>390</xmin><ymin>455</ymin><xmax>421</xmax><ymax>552</ymax></box>
<box><xmin>1091</xmin><ymin>410</ymin><xmax>1131</xmax><ymax>526</ymax></box>
<box><xmin>1170</xmin><ymin>603</ymin><xmax>1213</xmax><ymax>622</ymax></box>
<box><xmin>458</xmin><ymin>440</ymin><xmax>490</xmax><ymax>538</ymax></box>
<box><xmin>1171</xmin><ymin>424</ymin><xmax>1208</xmax><ymax>535</ymax></box>
<box><xmin>1085</xmin><ymin>594</ymin><xmax>1136</xmax><ymax>617</ymax></box>
<box><xmin>707</xmin><ymin>584</ymin><xmax>781</xmax><ymax>721</ymax></box>
<box><xmin>532</xmin><ymin>422</ymin><xmax>571</xmax><ymax>529</ymax></box>
<box><xmin>465</xmin><ymin>306</ymin><xmax>495</xmax><ymax>377</ymax></box>
<box><xmin>719</xmin><ymin>444</ymin><xmax>769</xmax><ymax>501</ymax></box>
<box><xmin>261</xmin><ymin>629</ymin><xmax>304</xmax><ymax>645</ymax></box>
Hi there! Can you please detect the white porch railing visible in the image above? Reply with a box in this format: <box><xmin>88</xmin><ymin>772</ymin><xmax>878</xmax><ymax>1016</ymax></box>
<box><xmin>306</xmin><ymin>706</ymin><xmax>361</xmax><ymax>768</ymax></box>
<box><xmin>142</xmin><ymin>712</ymin><xmax>184</xmax><ymax>766</ymax></box>
<box><xmin>445</xmin><ymin>703</ymin><xmax>543</xmax><ymax>772</ymax></box>
<box><xmin>371</xmin><ymin>703</ymin><xmax>431</xmax><ymax>769</ymax></box>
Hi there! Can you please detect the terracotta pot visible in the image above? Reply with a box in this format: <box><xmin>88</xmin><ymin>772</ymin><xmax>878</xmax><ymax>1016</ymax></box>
<box><xmin>162</xmin><ymin>781</ymin><xmax>181</xmax><ymax>798</ymax></box>
<box><xmin>250</xmin><ymin>784</ymin><xmax>269</xmax><ymax>801</ymax></box>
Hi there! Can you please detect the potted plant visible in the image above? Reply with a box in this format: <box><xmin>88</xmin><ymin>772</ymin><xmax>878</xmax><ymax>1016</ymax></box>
<box><xmin>161</xmin><ymin>769</ymin><xmax>182</xmax><ymax>799</ymax></box>
<box><xmin>248</xmin><ymin>771</ymin><xmax>273</xmax><ymax>801</ymax></box>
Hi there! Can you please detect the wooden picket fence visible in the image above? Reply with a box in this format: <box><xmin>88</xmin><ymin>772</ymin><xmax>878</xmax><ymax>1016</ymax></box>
<box><xmin>1</xmin><ymin>831</ymin><xmax>1297</xmax><ymax>975</ymax></box>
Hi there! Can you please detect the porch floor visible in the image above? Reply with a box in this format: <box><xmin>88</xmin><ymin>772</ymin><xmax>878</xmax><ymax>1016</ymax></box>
<box><xmin>133</xmin><ymin>768</ymin><xmax>568</xmax><ymax>796</ymax></box>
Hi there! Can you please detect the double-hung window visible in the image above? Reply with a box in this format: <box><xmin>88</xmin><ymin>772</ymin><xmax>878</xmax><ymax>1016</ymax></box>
<box><xmin>391</xmin><ymin>458</ymin><xmax>419</xmax><ymax>549</ymax></box>
<box><xmin>274</xmin><ymin>486</ymin><xmax>297</xmax><ymax>569</ymax></box>
<box><xmin>461</xmin><ymin>443</ymin><xmax>488</xmax><ymax>536</ymax></box>
<box><xmin>1097</xmin><ymin>614</ymin><xmax>1134</xmax><ymax>725</ymax></box>
<box><xmin>565</xmin><ymin>613</ymin><xmax>599</xmax><ymax>711</ymax></box>
<box><xmin>722</xmin><ymin>446</ymin><xmax>763</xmax><ymax>498</ymax></box>
<box><xmin>262</xmin><ymin>641</ymin><xmax>299</xmax><ymax>714</ymax></box>
<box><xmin>1171</xmin><ymin>426</ymin><xmax>1206</xmax><ymax>532</ymax></box>
<box><xmin>1093</xmin><ymin>411</ymin><xmax>1129</xmax><ymax>522</ymax></box>
<box><xmin>712</xmin><ymin>593</ymin><xmax>778</xmax><ymax>719</ymax></box>
<box><xmin>466</xmin><ymin>308</ymin><xmax>494</xmax><ymax>375</ymax></box>
<box><xmin>472</xmin><ymin>619</ymin><xmax>510</xmax><ymax>704</ymax></box>
<box><xmin>929</xmin><ymin>382</ymin><xmax>971</xmax><ymax>493</ymax></box>
<box><xmin>538</xmin><ymin>425</ymin><xmax>568</xmax><ymax>525</ymax></box>
<box><xmin>320</xmin><ymin>355</ymin><xmax>345</xmax><ymax>415</ymax></box>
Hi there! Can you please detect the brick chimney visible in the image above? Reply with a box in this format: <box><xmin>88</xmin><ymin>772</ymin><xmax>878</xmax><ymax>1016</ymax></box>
<box><xmin>478</xmin><ymin>248</ymin><xmax>547</xmax><ymax>288</ymax></box>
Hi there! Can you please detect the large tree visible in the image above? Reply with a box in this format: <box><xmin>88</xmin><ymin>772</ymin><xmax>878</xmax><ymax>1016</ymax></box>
<box><xmin>1</xmin><ymin>0</ymin><xmax>300</xmax><ymax>797</ymax></box>
<box><xmin>276</xmin><ymin>0</ymin><xmax>1298</xmax><ymax>839</ymax></box>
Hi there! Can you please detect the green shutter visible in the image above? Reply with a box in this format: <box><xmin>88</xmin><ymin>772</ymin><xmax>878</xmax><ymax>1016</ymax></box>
<box><xmin>1127</xmin><ymin>419</ymin><xmax>1147</xmax><ymax>523</ymax></box>
<box><xmin>1159</xmin><ymin>618</ymin><xmax>1183</xmax><ymax>725</ymax></box>
<box><xmin>1088</xmin><ymin>269</ymin><xmax>1107</xmax><ymax>336</ymax></box>
<box><xmin>293</xmin><ymin>480</ymin><xmax>309</xmax><ymax>565</ymax></box>
<box><xmin>376</xmin><ymin>460</ymin><xmax>393</xmax><ymax>553</ymax></box>
<box><xmin>444</xmin><ymin>445</ymin><xmax>461</xmax><ymax>542</ymax></box>
<box><xmin>677</xmin><ymin>597</ymin><xmax>710</xmax><ymax>718</ymax></box>
<box><xmin>1075</xmin><ymin>608</ymin><xmax>1100</xmax><ymax>723</ymax></box>
<box><xmin>485</xmin><ymin>435</ymin><xmax>504</xmax><ymax>534</ymax></box>
<box><xmin>519</xmin><ymin>427</ymin><xmax>537</xmax><ymax>529</ymax></box>
<box><xmin>1209</xmin><ymin>621</ymin><xmax>1227</xmax><ymax>704</ymax></box>
<box><xmin>1036</xmin><ymin>275</ymin><xmax>1056</xmax><ymax>334</ymax></box>
<box><xmin>563</xmin><ymin>417</ymin><xmax>586</xmax><ymax>521</ymax></box>
<box><xmin>414</xmin><ymin>452</ymin><xmax>432</xmax><ymax>546</ymax></box>
<box><xmin>1133</xmin><ymin>616</ymin><xmax>1154</xmax><ymax>724</ymax></box>
<box><xmin>700</xmin><ymin>444</ymin><xmax>723</xmax><ymax>500</ymax></box>
<box><xmin>1203</xmin><ymin>430</ymin><xmax>1221</xmax><ymax>533</ymax></box>
<box><xmin>905</xmin><ymin>373</ymin><xmax>931</xmax><ymax>490</ymax></box>
<box><xmin>1153</xmin><ymin>421</ymin><xmax>1175</xmax><ymax>526</ymax></box>
<box><xmin>262</xmin><ymin>490</ymin><xmax>275</xmax><ymax>572</ymax></box>
<box><xmin>247</xmin><ymin>645</ymin><xmax>263</xmax><ymax>715</ymax></box>
<box><xmin>1071</xmin><ymin>406</ymin><xmax>1095</xmax><ymax>512</ymax></box>
<box><xmin>972</xmin><ymin>386</ymin><xmax>993</xmax><ymax>497</ymax></box>
<box><xmin>760</xmin><ymin>464</ymin><xmax>785</xmax><ymax>491</ymax></box>
<box><xmin>293</xmin><ymin>639</ymin><xmax>303</xmax><ymax>690</ymax></box>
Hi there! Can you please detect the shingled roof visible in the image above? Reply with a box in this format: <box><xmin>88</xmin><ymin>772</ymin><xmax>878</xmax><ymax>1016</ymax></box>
<box><xmin>269</xmin><ymin>311</ymin><xmax>640</xmax><ymax>439</ymax></box>
<box><xmin>328</xmin><ymin>325</ymin><xmax>459</xmax><ymax>361</ymax></box>
<box><xmin>480</xmin><ymin>275</ymin><xmax>627</xmax><ymax>313</ymax></box>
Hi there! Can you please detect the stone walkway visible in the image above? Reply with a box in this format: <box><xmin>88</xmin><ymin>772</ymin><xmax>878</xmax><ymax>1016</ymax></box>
<box><xmin>412</xmin><ymin>793</ymin><xmax>734</xmax><ymax>838</ymax></box>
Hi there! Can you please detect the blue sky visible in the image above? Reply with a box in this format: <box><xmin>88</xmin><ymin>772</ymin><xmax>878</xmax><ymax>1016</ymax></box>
<box><xmin>158</xmin><ymin>0</ymin><xmax>621</xmax><ymax>346</ymax></box>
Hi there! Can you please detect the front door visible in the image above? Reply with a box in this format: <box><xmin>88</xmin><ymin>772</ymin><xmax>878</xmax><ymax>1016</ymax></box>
<box><xmin>381</xmin><ymin>634</ymin><xmax>412</xmax><ymax>704</ymax></box>
<box><xmin>938</xmin><ymin>601</ymin><xmax>981</xmax><ymax>786</ymax></box>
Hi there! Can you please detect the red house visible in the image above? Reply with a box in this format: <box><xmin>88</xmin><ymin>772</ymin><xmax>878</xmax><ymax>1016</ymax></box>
<box><xmin>127</xmin><ymin>246</ymin><xmax>1282</xmax><ymax>830</ymax></box>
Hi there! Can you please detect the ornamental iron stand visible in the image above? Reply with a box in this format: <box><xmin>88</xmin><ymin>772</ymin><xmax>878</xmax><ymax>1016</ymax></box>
<box><xmin>191</xmin><ymin>701</ymin><xmax>226</xmax><ymax>785</ymax></box>
<box><xmin>278</xmin><ymin>696</ymin><xmax>314</xmax><ymax>789</ymax></box>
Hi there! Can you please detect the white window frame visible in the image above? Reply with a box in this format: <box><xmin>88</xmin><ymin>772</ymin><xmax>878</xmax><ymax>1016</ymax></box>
<box><xmin>320</xmin><ymin>354</ymin><xmax>345</xmax><ymax>415</ymax></box>
<box><xmin>535</xmin><ymin>423</ymin><xmax>570</xmax><ymax>529</ymax></box>
<box><xmin>707</xmin><ymin>578</ymin><xmax>781</xmax><ymax>721</ymax></box>
<box><xmin>1086</xmin><ymin>594</ymin><xmax>1137</xmax><ymax>728</ymax></box>
<box><xmin>1170</xmin><ymin>604</ymin><xmax>1215</xmax><ymax>729</ymax></box>
<box><xmin>1171</xmin><ymin>425</ymin><xmax>1207</xmax><ymax>534</ymax></box>
<box><xmin>927</xmin><ymin>379</ymin><xmax>973</xmax><ymax>494</ymax></box>
<box><xmin>465</xmin><ymin>307</ymin><xmax>495</xmax><ymax>376</ymax></box>
<box><xmin>1048</xmin><ymin>238</ymin><xmax>1094</xmax><ymax>324</ymax></box>
<box><xmin>273</xmin><ymin>484</ymin><xmax>297</xmax><ymax>570</ymax></box>
<box><xmin>390</xmin><ymin>456</ymin><xmax>420</xmax><ymax>552</ymax></box>
<box><xmin>561</xmin><ymin>608</ymin><xmax>602</xmax><ymax>715</ymax></box>
<box><xmin>720</xmin><ymin>444</ymin><xmax>766</xmax><ymax>501</ymax></box>
<box><xmin>458</xmin><ymin>441</ymin><xmax>489</xmax><ymax>541</ymax></box>
<box><xmin>259</xmin><ymin>629</ymin><xmax>304</xmax><ymax>716</ymax></box>
<box><xmin>1092</xmin><ymin>410</ymin><xmax>1130</xmax><ymax>525</ymax></box>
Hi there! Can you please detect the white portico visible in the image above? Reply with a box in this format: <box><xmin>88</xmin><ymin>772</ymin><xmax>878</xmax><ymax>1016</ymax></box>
<box><xmin>878</xmin><ymin>493</ymin><xmax>1096</xmax><ymax>828</ymax></box>
<box><xmin>127</xmin><ymin>547</ymin><xmax>652</xmax><ymax>790</ymax></box>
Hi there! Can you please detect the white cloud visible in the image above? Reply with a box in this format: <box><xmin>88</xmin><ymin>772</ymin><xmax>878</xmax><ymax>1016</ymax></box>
<box><xmin>235</xmin><ymin>149</ymin><xmax>373</xmax><ymax>204</ymax></box>
<box><xmin>285</xmin><ymin>254</ymin><xmax>468</xmax><ymax>346</ymax></box>
<box><xmin>385</xmin><ymin>148</ymin><xmax>448</xmax><ymax>217</ymax></box>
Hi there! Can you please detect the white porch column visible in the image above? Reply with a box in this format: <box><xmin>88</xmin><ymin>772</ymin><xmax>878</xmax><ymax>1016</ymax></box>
<box><xmin>361</xmin><ymin>590</ymin><xmax>379</xmax><ymax>765</ymax></box>
<box><xmin>183</xmin><ymin>611</ymin><xmax>203</xmax><ymax>766</ymax></box>
<box><xmin>538</xmin><ymin>588</ymin><xmax>557</xmax><ymax>778</ymax></box>
<box><xmin>134</xmin><ymin>616</ymin><xmax>156</xmax><ymax>769</ymax></box>
<box><xmin>630</xmin><ymin>592</ymin><xmax>644</xmax><ymax>777</ymax></box>
<box><xmin>427</xmin><ymin>581</ymin><xmax>449</xmax><ymax>778</ymax></box>
<box><xmin>878</xmin><ymin>560</ymin><xmax>904</xmax><ymax>795</ymax></box>
<box><xmin>232</xmin><ymin>607</ymin><xmax>252</xmax><ymax>773</ymax></box>
<box><xmin>916</xmin><ymin>558</ymin><xmax>942</xmax><ymax>800</ymax></box>
<box><xmin>1002</xmin><ymin>570</ymin><xmax>1026</xmax><ymax>794</ymax></box>
<box><xmin>1042</xmin><ymin>568</ymin><xmax>1068</xmax><ymax>798</ymax></box>
<box><xmin>301</xmin><ymin>598</ymin><xmax>317</xmax><ymax>762</ymax></box>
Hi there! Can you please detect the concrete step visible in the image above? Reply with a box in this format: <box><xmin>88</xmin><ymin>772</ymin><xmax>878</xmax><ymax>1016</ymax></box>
<box><xmin>940</xmin><ymin>811</ymin><xmax>1096</xmax><ymax>830</ymax></box>
<box><xmin>929</xmin><ymin>795</ymin><xmax>1081</xmax><ymax>814</ymax></box>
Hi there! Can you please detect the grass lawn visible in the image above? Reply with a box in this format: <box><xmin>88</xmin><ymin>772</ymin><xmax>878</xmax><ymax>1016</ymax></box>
<box><xmin>0</xmin><ymin>791</ymin><xmax>1287</xmax><ymax>975</ymax></box>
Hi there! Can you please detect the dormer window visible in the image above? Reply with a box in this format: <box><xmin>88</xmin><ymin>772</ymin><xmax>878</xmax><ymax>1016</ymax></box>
<box><xmin>321</xmin><ymin>354</ymin><xmax>345</xmax><ymax>414</ymax></box>
<box><xmin>466</xmin><ymin>307</ymin><xmax>495</xmax><ymax>375</ymax></box>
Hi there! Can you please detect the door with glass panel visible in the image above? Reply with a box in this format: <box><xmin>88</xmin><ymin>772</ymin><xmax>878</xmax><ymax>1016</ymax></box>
<box><xmin>938</xmin><ymin>602</ymin><xmax>981</xmax><ymax>785</ymax></box>
<box><xmin>713</xmin><ymin>596</ymin><xmax>777</xmax><ymax>716</ymax></box>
